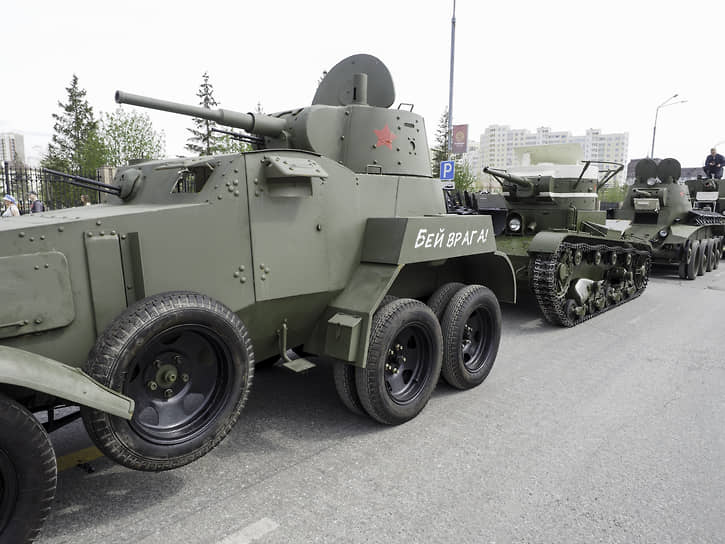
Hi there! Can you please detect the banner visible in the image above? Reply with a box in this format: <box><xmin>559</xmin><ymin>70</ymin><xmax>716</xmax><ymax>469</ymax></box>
<box><xmin>451</xmin><ymin>124</ymin><xmax>468</xmax><ymax>154</ymax></box>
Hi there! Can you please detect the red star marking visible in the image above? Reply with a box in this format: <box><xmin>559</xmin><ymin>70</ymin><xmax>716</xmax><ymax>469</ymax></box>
<box><xmin>374</xmin><ymin>125</ymin><xmax>397</xmax><ymax>150</ymax></box>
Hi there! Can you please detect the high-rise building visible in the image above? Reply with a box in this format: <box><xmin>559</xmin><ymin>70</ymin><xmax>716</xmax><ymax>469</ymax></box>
<box><xmin>0</xmin><ymin>133</ymin><xmax>26</xmax><ymax>165</ymax></box>
<box><xmin>480</xmin><ymin>125</ymin><xmax>628</xmax><ymax>185</ymax></box>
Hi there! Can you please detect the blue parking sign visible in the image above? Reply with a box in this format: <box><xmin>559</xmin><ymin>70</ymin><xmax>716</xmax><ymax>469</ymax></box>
<box><xmin>440</xmin><ymin>160</ymin><xmax>455</xmax><ymax>180</ymax></box>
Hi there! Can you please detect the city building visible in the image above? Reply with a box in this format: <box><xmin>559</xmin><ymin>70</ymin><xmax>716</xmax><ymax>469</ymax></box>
<box><xmin>480</xmin><ymin>125</ymin><xmax>629</xmax><ymax>186</ymax></box>
<box><xmin>0</xmin><ymin>133</ymin><xmax>26</xmax><ymax>165</ymax></box>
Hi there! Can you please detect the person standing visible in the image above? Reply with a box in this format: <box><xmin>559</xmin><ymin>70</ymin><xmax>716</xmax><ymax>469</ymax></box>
<box><xmin>704</xmin><ymin>148</ymin><xmax>724</xmax><ymax>179</ymax></box>
<box><xmin>28</xmin><ymin>191</ymin><xmax>45</xmax><ymax>213</ymax></box>
<box><xmin>2</xmin><ymin>195</ymin><xmax>20</xmax><ymax>217</ymax></box>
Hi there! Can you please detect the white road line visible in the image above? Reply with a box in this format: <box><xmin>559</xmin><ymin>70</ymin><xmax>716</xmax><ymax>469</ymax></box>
<box><xmin>218</xmin><ymin>518</ymin><xmax>280</xmax><ymax>544</ymax></box>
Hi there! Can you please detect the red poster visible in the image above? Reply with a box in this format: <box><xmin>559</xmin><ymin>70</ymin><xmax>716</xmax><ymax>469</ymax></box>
<box><xmin>452</xmin><ymin>124</ymin><xmax>468</xmax><ymax>154</ymax></box>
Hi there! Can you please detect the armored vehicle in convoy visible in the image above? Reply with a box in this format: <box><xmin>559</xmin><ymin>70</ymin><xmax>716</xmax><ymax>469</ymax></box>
<box><xmin>615</xmin><ymin>158</ymin><xmax>725</xmax><ymax>279</ymax></box>
<box><xmin>475</xmin><ymin>145</ymin><xmax>651</xmax><ymax>327</ymax></box>
<box><xmin>683</xmin><ymin>175</ymin><xmax>725</xmax><ymax>214</ymax></box>
<box><xmin>0</xmin><ymin>54</ymin><xmax>516</xmax><ymax>542</ymax></box>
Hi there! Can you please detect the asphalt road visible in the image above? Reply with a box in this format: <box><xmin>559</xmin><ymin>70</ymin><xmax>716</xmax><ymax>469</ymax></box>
<box><xmin>38</xmin><ymin>265</ymin><xmax>725</xmax><ymax>544</ymax></box>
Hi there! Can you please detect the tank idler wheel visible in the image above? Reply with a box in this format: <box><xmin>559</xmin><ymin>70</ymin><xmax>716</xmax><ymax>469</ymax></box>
<box><xmin>440</xmin><ymin>285</ymin><xmax>502</xmax><ymax>390</ymax></box>
<box><xmin>686</xmin><ymin>240</ymin><xmax>700</xmax><ymax>280</ymax></box>
<box><xmin>0</xmin><ymin>395</ymin><xmax>57</xmax><ymax>544</ymax></box>
<box><xmin>355</xmin><ymin>299</ymin><xmax>442</xmax><ymax>425</ymax></box>
<box><xmin>427</xmin><ymin>282</ymin><xmax>465</xmax><ymax>321</ymax></box>
<box><xmin>82</xmin><ymin>291</ymin><xmax>254</xmax><ymax>471</ymax></box>
<box><xmin>696</xmin><ymin>240</ymin><xmax>706</xmax><ymax>276</ymax></box>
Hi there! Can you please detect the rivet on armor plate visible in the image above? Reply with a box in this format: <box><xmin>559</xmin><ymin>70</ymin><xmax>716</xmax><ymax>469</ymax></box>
<box><xmin>217</xmin><ymin>195</ymin><xmax>223</xmax><ymax>200</ymax></box>
<box><xmin>234</xmin><ymin>190</ymin><xmax>240</xmax><ymax>196</ymax></box>
<box><xmin>40</xmin><ymin>235</ymin><xmax>45</xmax><ymax>240</ymax></box>
<box><xmin>121</xmin><ymin>234</ymin><xmax>127</xmax><ymax>240</ymax></box>
<box><xmin>35</xmin><ymin>318</ymin><xmax>43</xmax><ymax>324</ymax></box>
<box><xmin>44</xmin><ymin>264</ymin><xmax>49</xmax><ymax>269</ymax></box>
<box><xmin>228</xmin><ymin>186</ymin><xmax>234</xmax><ymax>192</ymax></box>
<box><xmin>58</xmin><ymin>227</ymin><xmax>64</xmax><ymax>232</ymax></box>
<box><xmin>265</xmin><ymin>267</ymin><xmax>270</xmax><ymax>273</ymax></box>
<box><xmin>99</xmin><ymin>231</ymin><xmax>104</xmax><ymax>236</ymax></box>
<box><xmin>96</xmin><ymin>220</ymin><xmax>102</xmax><ymax>226</ymax></box>
<box><xmin>87</xmin><ymin>232</ymin><xmax>93</xmax><ymax>237</ymax></box>
<box><xmin>239</xmin><ymin>265</ymin><xmax>245</xmax><ymax>271</ymax></box>
<box><xmin>29</xmin><ymin>237</ymin><xmax>35</xmax><ymax>242</ymax></box>
<box><xmin>240</xmin><ymin>277</ymin><xmax>246</xmax><ymax>283</ymax></box>
<box><xmin>316</xmin><ymin>224</ymin><xmax>322</xmax><ymax>231</ymax></box>
<box><xmin>260</xmin><ymin>263</ymin><xmax>265</xmax><ymax>270</ymax></box>
<box><xmin>34</xmin><ymin>265</ymin><xmax>39</xmax><ymax>270</ymax></box>
<box><xmin>110</xmin><ymin>231</ymin><xmax>116</xmax><ymax>236</ymax></box>
<box><xmin>233</xmin><ymin>179</ymin><xmax>239</xmax><ymax>185</ymax></box>
<box><xmin>234</xmin><ymin>271</ymin><xmax>240</xmax><ymax>278</ymax></box>
<box><xmin>18</xmin><ymin>232</ymin><xmax>24</xmax><ymax>238</ymax></box>
<box><xmin>234</xmin><ymin>168</ymin><xmax>239</xmax><ymax>173</ymax></box>
<box><xmin>261</xmin><ymin>275</ymin><xmax>266</xmax><ymax>281</ymax></box>
<box><xmin>255</xmin><ymin>190</ymin><xmax>260</xmax><ymax>196</ymax></box>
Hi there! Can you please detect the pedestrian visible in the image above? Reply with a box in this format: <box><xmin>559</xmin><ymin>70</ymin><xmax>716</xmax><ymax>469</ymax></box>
<box><xmin>2</xmin><ymin>195</ymin><xmax>20</xmax><ymax>217</ymax></box>
<box><xmin>704</xmin><ymin>148</ymin><xmax>724</xmax><ymax>179</ymax></box>
<box><xmin>80</xmin><ymin>194</ymin><xmax>91</xmax><ymax>206</ymax></box>
<box><xmin>28</xmin><ymin>191</ymin><xmax>45</xmax><ymax>213</ymax></box>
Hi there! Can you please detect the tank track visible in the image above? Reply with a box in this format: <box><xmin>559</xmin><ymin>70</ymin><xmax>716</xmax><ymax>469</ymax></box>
<box><xmin>530</xmin><ymin>241</ymin><xmax>651</xmax><ymax>327</ymax></box>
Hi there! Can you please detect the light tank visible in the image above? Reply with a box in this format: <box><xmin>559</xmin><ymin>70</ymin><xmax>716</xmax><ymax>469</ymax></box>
<box><xmin>0</xmin><ymin>54</ymin><xmax>517</xmax><ymax>542</ymax></box>
<box><xmin>615</xmin><ymin>158</ymin><xmax>725</xmax><ymax>279</ymax></box>
<box><xmin>475</xmin><ymin>145</ymin><xmax>651</xmax><ymax>327</ymax></box>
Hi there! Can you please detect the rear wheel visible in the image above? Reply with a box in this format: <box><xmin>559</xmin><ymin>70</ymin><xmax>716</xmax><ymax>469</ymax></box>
<box><xmin>427</xmin><ymin>282</ymin><xmax>465</xmax><ymax>320</ymax></box>
<box><xmin>355</xmin><ymin>299</ymin><xmax>443</xmax><ymax>425</ymax></box>
<box><xmin>0</xmin><ymin>395</ymin><xmax>56</xmax><ymax>544</ymax></box>
<box><xmin>440</xmin><ymin>285</ymin><xmax>502</xmax><ymax>390</ymax></box>
<box><xmin>82</xmin><ymin>291</ymin><xmax>254</xmax><ymax>471</ymax></box>
<box><xmin>703</xmin><ymin>239</ymin><xmax>714</xmax><ymax>272</ymax></box>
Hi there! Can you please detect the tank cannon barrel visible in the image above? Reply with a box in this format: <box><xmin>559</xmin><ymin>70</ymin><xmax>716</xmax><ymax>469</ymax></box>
<box><xmin>483</xmin><ymin>166</ymin><xmax>535</xmax><ymax>190</ymax></box>
<box><xmin>114</xmin><ymin>90</ymin><xmax>287</xmax><ymax>138</ymax></box>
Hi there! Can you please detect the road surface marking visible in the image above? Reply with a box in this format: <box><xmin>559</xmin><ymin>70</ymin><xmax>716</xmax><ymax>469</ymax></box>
<box><xmin>57</xmin><ymin>446</ymin><xmax>104</xmax><ymax>472</ymax></box>
<box><xmin>218</xmin><ymin>518</ymin><xmax>279</xmax><ymax>544</ymax></box>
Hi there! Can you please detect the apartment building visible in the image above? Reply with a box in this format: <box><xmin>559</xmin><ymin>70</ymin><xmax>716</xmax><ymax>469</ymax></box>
<box><xmin>0</xmin><ymin>132</ymin><xmax>26</xmax><ymax>164</ymax></box>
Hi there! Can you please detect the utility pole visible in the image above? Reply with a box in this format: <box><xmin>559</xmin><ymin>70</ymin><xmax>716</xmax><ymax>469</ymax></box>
<box><xmin>447</xmin><ymin>0</ymin><xmax>456</xmax><ymax>156</ymax></box>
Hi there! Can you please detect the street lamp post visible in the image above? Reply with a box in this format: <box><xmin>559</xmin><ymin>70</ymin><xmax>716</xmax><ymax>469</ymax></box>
<box><xmin>650</xmin><ymin>93</ymin><xmax>687</xmax><ymax>158</ymax></box>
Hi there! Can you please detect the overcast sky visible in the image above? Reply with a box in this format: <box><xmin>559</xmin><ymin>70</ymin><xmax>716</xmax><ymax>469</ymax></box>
<box><xmin>2</xmin><ymin>0</ymin><xmax>722</xmax><ymax>169</ymax></box>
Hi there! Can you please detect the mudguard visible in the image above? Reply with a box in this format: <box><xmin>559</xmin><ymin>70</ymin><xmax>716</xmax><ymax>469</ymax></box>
<box><xmin>0</xmin><ymin>346</ymin><xmax>134</xmax><ymax>419</ymax></box>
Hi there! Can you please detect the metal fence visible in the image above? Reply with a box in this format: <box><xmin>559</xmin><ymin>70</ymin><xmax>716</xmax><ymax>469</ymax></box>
<box><xmin>1</xmin><ymin>161</ymin><xmax>106</xmax><ymax>214</ymax></box>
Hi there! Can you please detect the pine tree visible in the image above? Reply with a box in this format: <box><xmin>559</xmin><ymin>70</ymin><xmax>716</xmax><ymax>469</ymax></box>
<box><xmin>431</xmin><ymin>108</ymin><xmax>450</xmax><ymax>178</ymax></box>
<box><xmin>453</xmin><ymin>161</ymin><xmax>477</xmax><ymax>193</ymax></box>
<box><xmin>42</xmin><ymin>74</ymin><xmax>107</xmax><ymax>173</ymax></box>
<box><xmin>185</xmin><ymin>72</ymin><xmax>224</xmax><ymax>156</ymax></box>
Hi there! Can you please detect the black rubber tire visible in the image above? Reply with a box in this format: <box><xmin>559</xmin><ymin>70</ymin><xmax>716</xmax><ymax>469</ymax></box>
<box><xmin>332</xmin><ymin>363</ymin><xmax>366</xmax><ymax>416</ymax></box>
<box><xmin>686</xmin><ymin>240</ymin><xmax>700</xmax><ymax>280</ymax></box>
<box><xmin>696</xmin><ymin>240</ymin><xmax>706</xmax><ymax>276</ymax></box>
<box><xmin>355</xmin><ymin>298</ymin><xmax>443</xmax><ymax>425</ymax></box>
<box><xmin>0</xmin><ymin>395</ymin><xmax>57</xmax><ymax>544</ymax></box>
<box><xmin>440</xmin><ymin>285</ymin><xmax>502</xmax><ymax>390</ymax></box>
<box><xmin>706</xmin><ymin>239</ymin><xmax>716</xmax><ymax>271</ymax></box>
<box><xmin>81</xmin><ymin>291</ymin><xmax>254</xmax><ymax>472</ymax></box>
<box><xmin>427</xmin><ymin>282</ymin><xmax>465</xmax><ymax>320</ymax></box>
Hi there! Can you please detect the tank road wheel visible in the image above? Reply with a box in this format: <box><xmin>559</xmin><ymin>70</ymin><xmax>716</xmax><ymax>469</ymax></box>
<box><xmin>0</xmin><ymin>395</ymin><xmax>56</xmax><ymax>544</ymax></box>
<box><xmin>696</xmin><ymin>240</ymin><xmax>706</xmax><ymax>277</ymax></box>
<box><xmin>713</xmin><ymin>239</ymin><xmax>720</xmax><ymax>270</ymax></box>
<box><xmin>355</xmin><ymin>299</ymin><xmax>443</xmax><ymax>425</ymax></box>
<box><xmin>427</xmin><ymin>282</ymin><xmax>465</xmax><ymax>320</ymax></box>
<box><xmin>440</xmin><ymin>285</ymin><xmax>502</xmax><ymax>390</ymax></box>
<box><xmin>704</xmin><ymin>239</ymin><xmax>715</xmax><ymax>272</ymax></box>
<box><xmin>678</xmin><ymin>241</ymin><xmax>692</xmax><ymax>279</ymax></box>
<box><xmin>686</xmin><ymin>240</ymin><xmax>701</xmax><ymax>280</ymax></box>
<box><xmin>81</xmin><ymin>292</ymin><xmax>254</xmax><ymax>471</ymax></box>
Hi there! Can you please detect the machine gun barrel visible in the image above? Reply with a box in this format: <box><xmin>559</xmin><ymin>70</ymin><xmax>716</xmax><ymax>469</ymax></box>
<box><xmin>483</xmin><ymin>166</ymin><xmax>534</xmax><ymax>190</ymax></box>
<box><xmin>115</xmin><ymin>90</ymin><xmax>287</xmax><ymax>138</ymax></box>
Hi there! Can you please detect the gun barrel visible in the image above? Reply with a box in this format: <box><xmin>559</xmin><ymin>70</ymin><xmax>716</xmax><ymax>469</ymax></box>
<box><xmin>115</xmin><ymin>91</ymin><xmax>286</xmax><ymax>137</ymax></box>
<box><xmin>483</xmin><ymin>166</ymin><xmax>534</xmax><ymax>189</ymax></box>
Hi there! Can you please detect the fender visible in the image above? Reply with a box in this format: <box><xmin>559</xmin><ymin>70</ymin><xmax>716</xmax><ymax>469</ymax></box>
<box><xmin>0</xmin><ymin>346</ymin><xmax>134</xmax><ymax>419</ymax></box>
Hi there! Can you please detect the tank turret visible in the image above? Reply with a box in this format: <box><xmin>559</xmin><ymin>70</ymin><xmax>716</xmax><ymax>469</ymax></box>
<box><xmin>116</xmin><ymin>55</ymin><xmax>431</xmax><ymax>178</ymax></box>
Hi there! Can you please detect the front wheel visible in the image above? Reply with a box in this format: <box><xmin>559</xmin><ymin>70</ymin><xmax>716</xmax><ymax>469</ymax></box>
<box><xmin>355</xmin><ymin>299</ymin><xmax>443</xmax><ymax>425</ymax></box>
<box><xmin>82</xmin><ymin>291</ymin><xmax>254</xmax><ymax>472</ymax></box>
<box><xmin>440</xmin><ymin>285</ymin><xmax>502</xmax><ymax>390</ymax></box>
<box><xmin>0</xmin><ymin>395</ymin><xmax>57</xmax><ymax>544</ymax></box>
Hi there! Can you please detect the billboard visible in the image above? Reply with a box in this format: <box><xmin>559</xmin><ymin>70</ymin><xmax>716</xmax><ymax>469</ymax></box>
<box><xmin>451</xmin><ymin>124</ymin><xmax>468</xmax><ymax>154</ymax></box>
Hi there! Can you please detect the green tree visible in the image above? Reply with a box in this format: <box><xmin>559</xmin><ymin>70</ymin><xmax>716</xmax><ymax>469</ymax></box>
<box><xmin>430</xmin><ymin>108</ymin><xmax>449</xmax><ymax>178</ymax></box>
<box><xmin>101</xmin><ymin>108</ymin><xmax>166</xmax><ymax>166</ymax></box>
<box><xmin>186</xmin><ymin>72</ymin><xmax>225</xmax><ymax>156</ymax></box>
<box><xmin>453</xmin><ymin>161</ymin><xmax>477</xmax><ymax>193</ymax></box>
<box><xmin>42</xmin><ymin>74</ymin><xmax>107</xmax><ymax>172</ymax></box>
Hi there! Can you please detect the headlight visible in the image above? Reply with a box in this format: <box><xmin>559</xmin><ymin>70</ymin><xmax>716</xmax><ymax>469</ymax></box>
<box><xmin>658</xmin><ymin>228</ymin><xmax>669</xmax><ymax>238</ymax></box>
<box><xmin>508</xmin><ymin>217</ymin><xmax>522</xmax><ymax>232</ymax></box>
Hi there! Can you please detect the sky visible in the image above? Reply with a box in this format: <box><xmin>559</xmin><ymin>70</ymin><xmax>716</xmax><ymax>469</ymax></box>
<box><xmin>2</xmin><ymin>0</ymin><xmax>723</xmax><ymax>169</ymax></box>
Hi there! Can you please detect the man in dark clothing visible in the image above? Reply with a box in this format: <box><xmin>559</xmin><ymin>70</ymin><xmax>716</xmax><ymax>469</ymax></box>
<box><xmin>28</xmin><ymin>191</ymin><xmax>45</xmax><ymax>213</ymax></box>
<box><xmin>704</xmin><ymin>148</ymin><xmax>724</xmax><ymax>179</ymax></box>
